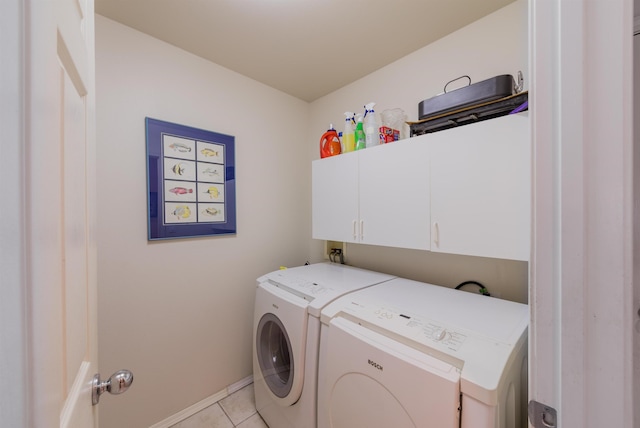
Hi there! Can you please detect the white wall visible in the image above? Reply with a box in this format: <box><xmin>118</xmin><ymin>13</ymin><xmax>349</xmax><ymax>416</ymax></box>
<box><xmin>95</xmin><ymin>16</ymin><xmax>311</xmax><ymax>427</ymax></box>
<box><xmin>307</xmin><ymin>0</ymin><xmax>529</xmax><ymax>304</ymax></box>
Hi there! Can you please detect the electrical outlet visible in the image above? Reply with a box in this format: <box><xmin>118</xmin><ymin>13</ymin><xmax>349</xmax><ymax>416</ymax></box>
<box><xmin>324</xmin><ymin>240</ymin><xmax>346</xmax><ymax>261</ymax></box>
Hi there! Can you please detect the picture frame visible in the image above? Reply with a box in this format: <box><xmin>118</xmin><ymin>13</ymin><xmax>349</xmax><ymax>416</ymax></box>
<box><xmin>145</xmin><ymin>117</ymin><xmax>236</xmax><ymax>240</ymax></box>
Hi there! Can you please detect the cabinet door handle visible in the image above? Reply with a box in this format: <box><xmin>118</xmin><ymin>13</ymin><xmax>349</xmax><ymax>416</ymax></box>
<box><xmin>360</xmin><ymin>220</ymin><xmax>364</xmax><ymax>240</ymax></box>
<box><xmin>352</xmin><ymin>220</ymin><xmax>357</xmax><ymax>240</ymax></box>
<box><xmin>433</xmin><ymin>222</ymin><xmax>440</xmax><ymax>248</ymax></box>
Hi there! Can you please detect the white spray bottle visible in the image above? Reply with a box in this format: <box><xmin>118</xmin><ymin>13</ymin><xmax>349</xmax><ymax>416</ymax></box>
<box><xmin>364</xmin><ymin>102</ymin><xmax>378</xmax><ymax>148</ymax></box>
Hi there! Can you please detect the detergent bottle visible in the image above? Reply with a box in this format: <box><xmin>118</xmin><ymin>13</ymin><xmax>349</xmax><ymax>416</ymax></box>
<box><xmin>320</xmin><ymin>124</ymin><xmax>341</xmax><ymax>158</ymax></box>
<box><xmin>343</xmin><ymin>112</ymin><xmax>356</xmax><ymax>152</ymax></box>
<box><xmin>354</xmin><ymin>114</ymin><xmax>366</xmax><ymax>151</ymax></box>
<box><xmin>364</xmin><ymin>102</ymin><xmax>379</xmax><ymax>148</ymax></box>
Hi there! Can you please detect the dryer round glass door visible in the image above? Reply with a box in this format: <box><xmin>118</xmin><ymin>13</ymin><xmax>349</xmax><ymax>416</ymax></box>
<box><xmin>256</xmin><ymin>313</ymin><xmax>294</xmax><ymax>398</ymax></box>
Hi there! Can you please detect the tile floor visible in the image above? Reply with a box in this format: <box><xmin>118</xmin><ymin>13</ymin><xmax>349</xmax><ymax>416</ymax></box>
<box><xmin>170</xmin><ymin>384</ymin><xmax>268</xmax><ymax>428</ymax></box>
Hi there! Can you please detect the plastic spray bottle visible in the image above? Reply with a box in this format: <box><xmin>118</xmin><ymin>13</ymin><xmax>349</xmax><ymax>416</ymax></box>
<box><xmin>364</xmin><ymin>102</ymin><xmax>378</xmax><ymax>148</ymax></box>
<box><xmin>354</xmin><ymin>114</ymin><xmax>366</xmax><ymax>151</ymax></box>
<box><xmin>343</xmin><ymin>112</ymin><xmax>356</xmax><ymax>152</ymax></box>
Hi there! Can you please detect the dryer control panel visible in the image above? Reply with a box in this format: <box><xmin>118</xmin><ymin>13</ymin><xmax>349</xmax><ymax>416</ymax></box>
<box><xmin>341</xmin><ymin>302</ymin><xmax>469</xmax><ymax>359</ymax></box>
<box><xmin>420</xmin><ymin>322</ymin><xmax>466</xmax><ymax>351</ymax></box>
<box><xmin>371</xmin><ymin>306</ymin><xmax>467</xmax><ymax>351</ymax></box>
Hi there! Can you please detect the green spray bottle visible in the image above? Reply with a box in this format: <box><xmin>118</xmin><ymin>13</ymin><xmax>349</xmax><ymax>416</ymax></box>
<box><xmin>354</xmin><ymin>114</ymin><xmax>366</xmax><ymax>151</ymax></box>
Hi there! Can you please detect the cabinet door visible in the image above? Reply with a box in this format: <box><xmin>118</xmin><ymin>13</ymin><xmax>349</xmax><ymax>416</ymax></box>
<box><xmin>430</xmin><ymin>114</ymin><xmax>530</xmax><ymax>261</ymax></box>
<box><xmin>359</xmin><ymin>139</ymin><xmax>431</xmax><ymax>249</ymax></box>
<box><xmin>312</xmin><ymin>152</ymin><xmax>359</xmax><ymax>243</ymax></box>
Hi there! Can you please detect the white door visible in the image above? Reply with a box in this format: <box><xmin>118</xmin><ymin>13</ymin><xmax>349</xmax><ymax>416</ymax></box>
<box><xmin>529</xmin><ymin>0</ymin><xmax>635</xmax><ymax>427</ymax></box>
<box><xmin>1</xmin><ymin>0</ymin><xmax>100</xmax><ymax>426</ymax></box>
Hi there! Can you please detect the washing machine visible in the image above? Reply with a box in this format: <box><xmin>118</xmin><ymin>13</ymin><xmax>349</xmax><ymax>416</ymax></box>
<box><xmin>253</xmin><ymin>263</ymin><xmax>395</xmax><ymax>428</ymax></box>
<box><xmin>318</xmin><ymin>278</ymin><xmax>528</xmax><ymax>428</ymax></box>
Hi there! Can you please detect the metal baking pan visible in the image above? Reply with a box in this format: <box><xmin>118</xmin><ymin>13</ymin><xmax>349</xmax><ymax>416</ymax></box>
<box><xmin>409</xmin><ymin>91</ymin><xmax>528</xmax><ymax>136</ymax></box>
<box><xmin>418</xmin><ymin>74</ymin><xmax>515</xmax><ymax>120</ymax></box>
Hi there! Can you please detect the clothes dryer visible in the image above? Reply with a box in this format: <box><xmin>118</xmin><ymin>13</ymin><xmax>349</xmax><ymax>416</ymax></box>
<box><xmin>253</xmin><ymin>263</ymin><xmax>395</xmax><ymax>428</ymax></box>
<box><xmin>318</xmin><ymin>278</ymin><xmax>528</xmax><ymax>428</ymax></box>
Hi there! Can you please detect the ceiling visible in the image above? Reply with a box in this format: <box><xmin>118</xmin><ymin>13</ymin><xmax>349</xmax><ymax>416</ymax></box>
<box><xmin>95</xmin><ymin>0</ymin><xmax>516</xmax><ymax>102</ymax></box>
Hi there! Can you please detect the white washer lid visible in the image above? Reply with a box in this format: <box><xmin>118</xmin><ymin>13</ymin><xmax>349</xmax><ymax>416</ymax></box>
<box><xmin>258</xmin><ymin>263</ymin><xmax>395</xmax><ymax>317</ymax></box>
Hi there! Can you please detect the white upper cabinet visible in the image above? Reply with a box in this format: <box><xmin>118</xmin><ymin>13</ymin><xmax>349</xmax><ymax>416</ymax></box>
<box><xmin>357</xmin><ymin>140</ymin><xmax>430</xmax><ymax>249</ymax></box>
<box><xmin>312</xmin><ymin>140</ymin><xmax>430</xmax><ymax>249</ymax></box>
<box><xmin>312</xmin><ymin>151</ymin><xmax>359</xmax><ymax>243</ymax></box>
<box><xmin>429</xmin><ymin>113</ymin><xmax>530</xmax><ymax>261</ymax></box>
<box><xmin>312</xmin><ymin>113</ymin><xmax>530</xmax><ymax>261</ymax></box>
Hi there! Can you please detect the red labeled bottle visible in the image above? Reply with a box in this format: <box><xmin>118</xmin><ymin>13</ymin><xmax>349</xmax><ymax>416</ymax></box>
<box><xmin>320</xmin><ymin>124</ymin><xmax>341</xmax><ymax>158</ymax></box>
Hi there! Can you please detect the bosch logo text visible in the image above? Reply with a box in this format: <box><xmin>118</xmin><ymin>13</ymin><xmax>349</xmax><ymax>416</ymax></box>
<box><xmin>368</xmin><ymin>359</ymin><xmax>383</xmax><ymax>371</ymax></box>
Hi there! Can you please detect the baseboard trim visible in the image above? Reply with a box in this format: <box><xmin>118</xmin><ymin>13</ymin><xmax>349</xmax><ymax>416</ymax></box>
<box><xmin>227</xmin><ymin>374</ymin><xmax>253</xmax><ymax>395</ymax></box>
<box><xmin>149</xmin><ymin>375</ymin><xmax>254</xmax><ymax>428</ymax></box>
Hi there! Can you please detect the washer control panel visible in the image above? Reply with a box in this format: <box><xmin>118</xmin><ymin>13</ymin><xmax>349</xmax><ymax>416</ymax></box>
<box><xmin>268</xmin><ymin>276</ymin><xmax>333</xmax><ymax>302</ymax></box>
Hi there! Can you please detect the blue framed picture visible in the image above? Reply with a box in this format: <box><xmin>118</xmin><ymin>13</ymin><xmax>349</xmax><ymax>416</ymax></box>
<box><xmin>146</xmin><ymin>117</ymin><xmax>236</xmax><ymax>240</ymax></box>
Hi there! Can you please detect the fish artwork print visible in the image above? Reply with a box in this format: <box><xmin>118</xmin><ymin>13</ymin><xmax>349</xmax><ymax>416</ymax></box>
<box><xmin>200</xmin><ymin>148</ymin><xmax>218</xmax><ymax>157</ymax></box>
<box><xmin>201</xmin><ymin>167</ymin><xmax>219</xmax><ymax>177</ymax></box>
<box><xmin>169</xmin><ymin>187</ymin><xmax>193</xmax><ymax>195</ymax></box>
<box><xmin>172</xmin><ymin>163</ymin><xmax>186</xmax><ymax>176</ymax></box>
<box><xmin>173</xmin><ymin>205</ymin><xmax>191</xmax><ymax>219</ymax></box>
<box><xmin>202</xmin><ymin>207</ymin><xmax>219</xmax><ymax>216</ymax></box>
<box><xmin>169</xmin><ymin>142</ymin><xmax>191</xmax><ymax>152</ymax></box>
<box><xmin>204</xmin><ymin>186</ymin><xmax>219</xmax><ymax>199</ymax></box>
